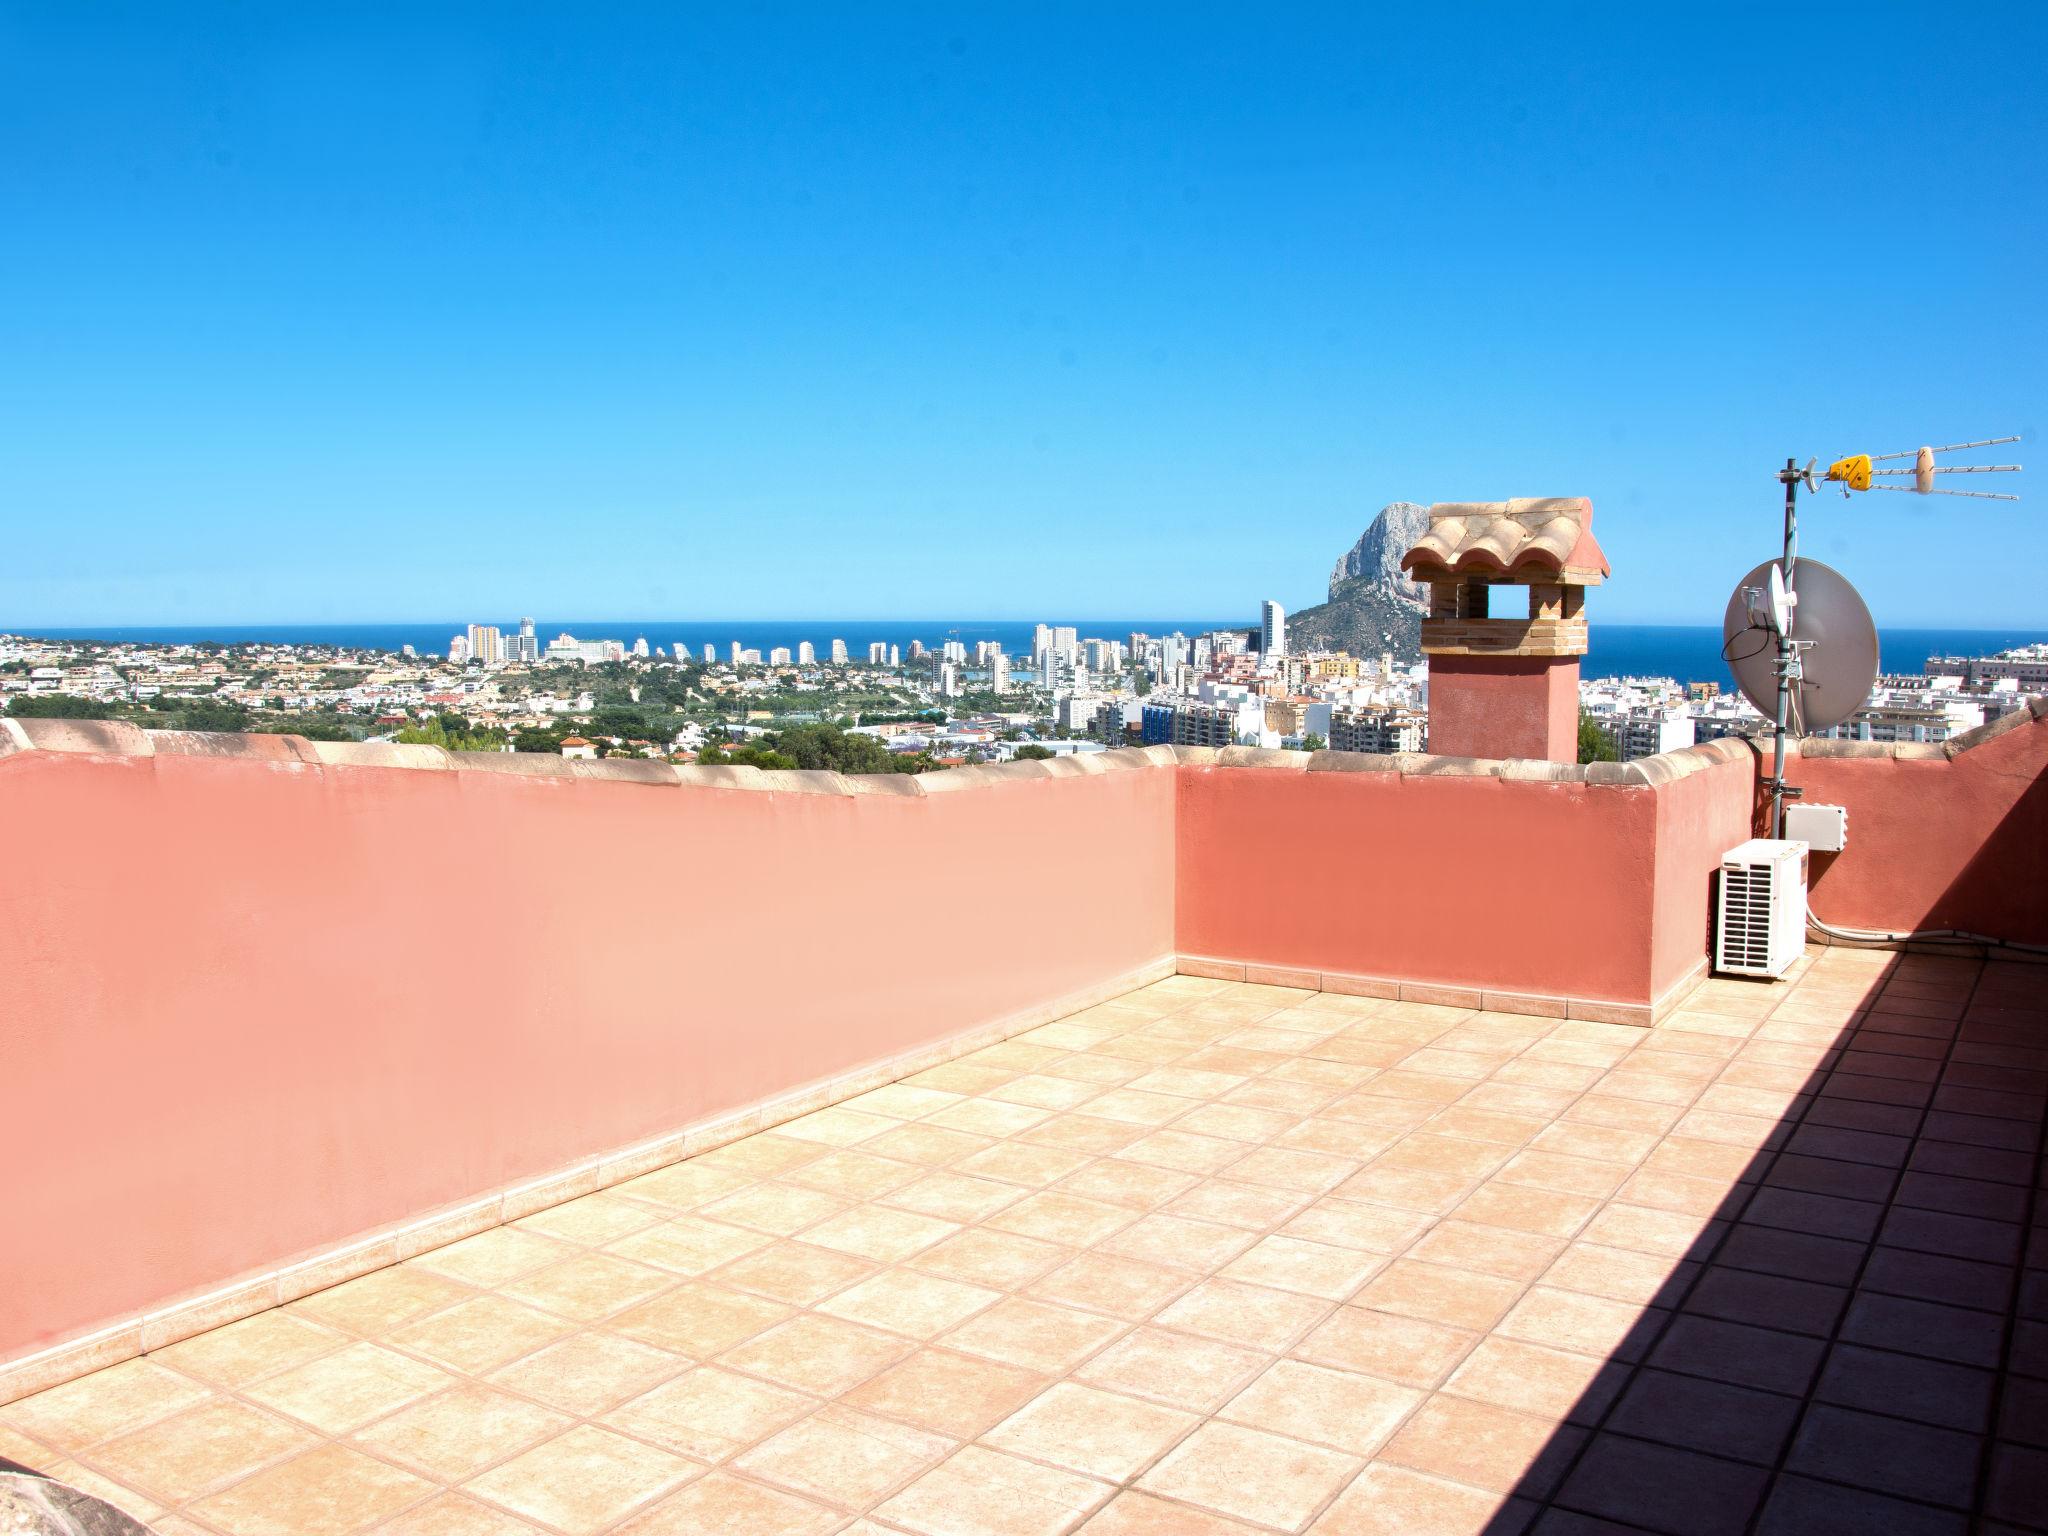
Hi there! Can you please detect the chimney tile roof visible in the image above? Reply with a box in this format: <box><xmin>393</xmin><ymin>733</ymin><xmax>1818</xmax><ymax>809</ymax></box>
<box><xmin>1400</xmin><ymin>497</ymin><xmax>1609</xmax><ymax>585</ymax></box>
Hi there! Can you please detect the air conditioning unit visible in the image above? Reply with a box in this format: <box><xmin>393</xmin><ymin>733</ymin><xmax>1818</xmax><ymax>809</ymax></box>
<box><xmin>1716</xmin><ymin>839</ymin><xmax>1809</xmax><ymax>978</ymax></box>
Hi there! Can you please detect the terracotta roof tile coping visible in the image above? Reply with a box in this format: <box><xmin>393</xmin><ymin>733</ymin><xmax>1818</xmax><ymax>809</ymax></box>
<box><xmin>0</xmin><ymin>720</ymin><xmax>1793</xmax><ymax>789</ymax></box>
<box><xmin>1401</xmin><ymin>496</ymin><xmax>1611</xmax><ymax>585</ymax></box>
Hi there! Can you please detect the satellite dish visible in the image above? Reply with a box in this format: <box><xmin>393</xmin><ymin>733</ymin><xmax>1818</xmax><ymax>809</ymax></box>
<box><xmin>1722</xmin><ymin>557</ymin><xmax>1878</xmax><ymax>734</ymax></box>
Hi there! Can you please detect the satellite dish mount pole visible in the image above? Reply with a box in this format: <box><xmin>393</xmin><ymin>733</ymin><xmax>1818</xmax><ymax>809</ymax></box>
<box><xmin>1767</xmin><ymin>458</ymin><xmax>1806</xmax><ymax>837</ymax></box>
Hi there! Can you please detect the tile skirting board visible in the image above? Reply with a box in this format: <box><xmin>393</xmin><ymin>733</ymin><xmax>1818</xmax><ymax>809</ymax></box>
<box><xmin>1175</xmin><ymin>953</ymin><xmax>1711</xmax><ymax>1030</ymax></box>
<box><xmin>0</xmin><ymin>954</ymin><xmax>1179</xmax><ymax>1407</ymax></box>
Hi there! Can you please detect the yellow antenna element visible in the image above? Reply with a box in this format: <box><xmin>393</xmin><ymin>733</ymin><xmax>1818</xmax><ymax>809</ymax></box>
<box><xmin>1825</xmin><ymin>454</ymin><xmax>1871</xmax><ymax>491</ymax></box>
<box><xmin>1821</xmin><ymin>435</ymin><xmax>2022</xmax><ymax>500</ymax></box>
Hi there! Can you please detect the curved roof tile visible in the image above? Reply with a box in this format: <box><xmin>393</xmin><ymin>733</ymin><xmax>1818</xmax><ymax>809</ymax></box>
<box><xmin>1400</xmin><ymin>497</ymin><xmax>1608</xmax><ymax>584</ymax></box>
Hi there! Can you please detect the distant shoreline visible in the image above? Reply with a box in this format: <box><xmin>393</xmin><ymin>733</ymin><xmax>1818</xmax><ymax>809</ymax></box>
<box><xmin>10</xmin><ymin>621</ymin><xmax>2046</xmax><ymax>687</ymax></box>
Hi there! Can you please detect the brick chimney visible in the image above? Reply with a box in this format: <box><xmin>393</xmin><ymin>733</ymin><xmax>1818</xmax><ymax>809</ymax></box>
<box><xmin>1400</xmin><ymin>498</ymin><xmax>1609</xmax><ymax>763</ymax></box>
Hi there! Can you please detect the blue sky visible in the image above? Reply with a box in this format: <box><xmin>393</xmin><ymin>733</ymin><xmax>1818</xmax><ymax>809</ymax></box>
<box><xmin>3</xmin><ymin>3</ymin><xmax>2042</xmax><ymax>627</ymax></box>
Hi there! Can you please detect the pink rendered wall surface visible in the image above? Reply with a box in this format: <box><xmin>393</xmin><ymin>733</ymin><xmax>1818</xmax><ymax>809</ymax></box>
<box><xmin>1426</xmin><ymin>655</ymin><xmax>1579</xmax><ymax>764</ymax></box>
<box><xmin>0</xmin><ymin>751</ymin><xmax>1176</xmax><ymax>1364</ymax></box>
<box><xmin>1648</xmin><ymin>754</ymin><xmax>1762</xmax><ymax>1000</ymax></box>
<box><xmin>1174</xmin><ymin>765</ymin><xmax>1664</xmax><ymax>1002</ymax></box>
<box><xmin>1791</xmin><ymin>720</ymin><xmax>2048</xmax><ymax>945</ymax></box>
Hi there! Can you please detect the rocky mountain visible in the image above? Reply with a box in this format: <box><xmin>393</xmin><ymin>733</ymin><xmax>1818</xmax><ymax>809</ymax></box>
<box><xmin>1285</xmin><ymin>501</ymin><xmax>1432</xmax><ymax>661</ymax></box>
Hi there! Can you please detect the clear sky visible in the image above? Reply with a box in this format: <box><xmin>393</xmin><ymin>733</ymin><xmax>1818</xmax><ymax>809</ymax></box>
<box><xmin>3</xmin><ymin>3</ymin><xmax>2042</xmax><ymax>628</ymax></box>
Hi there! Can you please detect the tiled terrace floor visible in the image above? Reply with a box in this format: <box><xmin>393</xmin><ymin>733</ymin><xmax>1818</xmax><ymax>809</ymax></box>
<box><xmin>4</xmin><ymin>950</ymin><xmax>2045</xmax><ymax>1536</ymax></box>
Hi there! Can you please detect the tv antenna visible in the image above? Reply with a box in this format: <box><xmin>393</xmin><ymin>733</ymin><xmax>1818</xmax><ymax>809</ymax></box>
<box><xmin>1823</xmin><ymin>436</ymin><xmax>2022</xmax><ymax>500</ymax></box>
<box><xmin>1738</xmin><ymin>435</ymin><xmax>2022</xmax><ymax>837</ymax></box>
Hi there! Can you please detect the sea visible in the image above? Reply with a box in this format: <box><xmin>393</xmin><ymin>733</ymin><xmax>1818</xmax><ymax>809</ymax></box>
<box><xmin>11</xmin><ymin>620</ymin><xmax>2048</xmax><ymax>686</ymax></box>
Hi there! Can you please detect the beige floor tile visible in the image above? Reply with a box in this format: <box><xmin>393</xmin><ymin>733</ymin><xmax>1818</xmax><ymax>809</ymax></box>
<box><xmin>463</xmin><ymin>1424</ymin><xmax>696</xmax><ymax>1535</ymax></box>
<box><xmin>1403</xmin><ymin>1221</ymin><xmax>1564</xmax><ymax>1283</ymax></box>
<box><xmin>1074</xmin><ymin>1327</ymin><xmax>1270</xmax><ymax>1414</ymax></box>
<box><xmin>1136</xmin><ymin>1420</ymin><xmax>1361</xmax><ymax>1529</ymax></box>
<box><xmin>294</xmin><ymin>1266</ymin><xmax>481</xmax><ymax>1338</ymax></box>
<box><xmin>735</xmin><ymin>1403</ymin><xmax>953</xmax><ymax>1509</ymax></box>
<box><xmin>862</xmin><ymin>1123</ymin><xmax>998</xmax><ymax>1167</ymax></box>
<box><xmin>350</xmin><ymin>1382</ymin><xmax>572</xmax><ymax>1482</ymax></box>
<box><xmin>1219</xmin><ymin>1235</ymin><xmax>1385</xmax><ymax>1300</ymax></box>
<box><xmin>909</xmin><ymin>1236</ymin><xmax>1073</xmax><ymax>1294</ymax></box>
<box><xmin>695</xmin><ymin>1181</ymin><xmax>847</xmax><ymax>1237</ymax></box>
<box><xmin>941</xmin><ymin>1297</ymin><xmax>1127</xmax><ymax>1375</ymax></box>
<box><xmin>818</xmin><ymin>1268</ymin><xmax>1005</xmax><ymax>1339</ymax></box>
<box><xmin>1292</xmin><ymin>1308</ymin><xmax>1479</xmax><ymax>1390</ymax></box>
<box><xmin>244</xmin><ymin>1341</ymin><xmax>454</xmax><ymax>1435</ymax></box>
<box><xmin>783</xmin><ymin>1148</ymin><xmax>928</xmax><ymax>1200</ymax></box>
<box><xmin>603</xmin><ymin>1365</ymin><xmax>816</xmax><ymax>1461</ymax></box>
<box><xmin>499</xmin><ymin>1251</ymin><xmax>676</xmax><ymax>1323</ymax></box>
<box><xmin>884</xmin><ymin>1171</ymin><xmax>1029</xmax><ymax>1223</ymax></box>
<box><xmin>1440</xmin><ymin>1334</ymin><xmax>1627</xmax><ymax>1424</ymax></box>
<box><xmin>874</xmin><ymin>1444</ymin><xmax>1111</xmax><ymax>1536</ymax></box>
<box><xmin>1028</xmin><ymin>1252</ymin><xmax>1196</xmax><ymax>1320</ymax></box>
<box><xmin>1279</xmin><ymin>1200</ymin><xmax>1433</xmax><ymax>1255</ymax></box>
<box><xmin>189</xmin><ymin>1442</ymin><xmax>434</xmax><ymax>1536</ymax></box>
<box><xmin>604</xmin><ymin>1215</ymin><xmax>772</xmax><ymax>1276</ymax></box>
<box><xmin>1379</xmin><ymin>1393</ymin><xmax>1582</xmax><ymax>1496</ymax></box>
<box><xmin>606</xmin><ymin>1279</ymin><xmax>791</xmax><ymax>1358</ymax></box>
<box><xmin>986</xmin><ymin>1191</ymin><xmax>1136</xmax><ymax>1248</ymax></box>
<box><xmin>151</xmin><ymin>1310</ymin><xmax>351</xmax><ymax>1391</ymax></box>
<box><xmin>709</xmin><ymin>1239</ymin><xmax>876</xmax><ymax>1304</ymax></box>
<box><xmin>1153</xmin><ymin>1278</ymin><xmax>1331</xmax><ymax>1352</ymax></box>
<box><xmin>1074</xmin><ymin>1490</ymin><xmax>1267</xmax><ymax>1534</ymax></box>
<box><xmin>776</xmin><ymin>1106</ymin><xmax>899</xmax><ymax>1146</ymax></box>
<box><xmin>0</xmin><ymin>1358</ymin><xmax>214</xmax><ymax>1453</ymax></box>
<box><xmin>984</xmin><ymin>1381</ymin><xmax>1196</xmax><ymax>1482</ymax></box>
<box><xmin>842</xmin><ymin>1083</ymin><xmax>965</xmax><ymax>1120</ymax></box>
<box><xmin>1495</xmin><ymin>1148</ymin><xmax>1633</xmax><ymax>1199</ymax></box>
<box><xmin>512</xmin><ymin>1192</ymin><xmax>660</xmax><ymax>1246</ymax></box>
<box><xmin>1539</xmin><ymin>1241</ymin><xmax>1692</xmax><ymax>1307</ymax></box>
<box><xmin>988</xmin><ymin>1073</ymin><xmax>1109</xmax><ymax>1110</ymax></box>
<box><xmin>1016</xmin><ymin>1114</ymin><xmax>1150</xmax><ymax>1156</ymax></box>
<box><xmin>844</xmin><ymin>1349</ymin><xmax>1052</xmax><ymax>1438</ymax></box>
<box><xmin>612</xmin><ymin>1471</ymin><xmax>840</xmax><ymax>1535</ymax></box>
<box><xmin>82</xmin><ymin>1398</ymin><xmax>318</xmax><ymax>1503</ymax></box>
<box><xmin>1219</xmin><ymin>1358</ymin><xmax>1422</xmax><ymax>1456</ymax></box>
<box><xmin>1096</xmin><ymin>1213</ymin><xmax>1255</xmax><ymax>1272</ymax></box>
<box><xmin>694</xmin><ymin>1133</ymin><xmax>826</xmax><ymax>1177</ymax></box>
<box><xmin>385</xmin><ymin>1294</ymin><xmax>578</xmax><ymax>1376</ymax></box>
<box><xmin>1494</xmin><ymin>1285</ymin><xmax>1661</xmax><ymax>1362</ymax></box>
<box><xmin>1118</xmin><ymin>1129</ymin><xmax>1255</xmax><ymax>1176</ymax></box>
<box><xmin>1351</xmin><ymin>1260</ymin><xmax>1522</xmax><ymax>1332</ymax></box>
<box><xmin>404</xmin><ymin>1230</ymin><xmax>570</xmax><ymax>1291</ymax></box>
<box><xmin>802</xmin><ymin>1204</ymin><xmax>962</xmax><ymax>1263</ymax></box>
<box><xmin>719</xmin><ymin>1313</ymin><xmax>917</xmax><ymax>1397</ymax></box>
<box><xmin>609</xmin><ymin>1160</ymin><xmax>752</xmax><ymax>1212</ymax></box>
<box><xmin>484</xmin><ymin>1331</ymin><xmax>685</xmax><ymax>1417</ymax></box>
<box><xmin>956</xmin><ymin>1140</ymin><xmax>1096</xmax><ymax>1187</ymax></box>
<box><xmin>1447</xmin><ymin>1182</ymin><xmax>1602</xmax><ymax>1239</ymax></box>
<box><xmin>926</xmin><ymin>1098</ymin><xmax>1056</xmax><ymax>1138</ymax></box>
<box><xmin>1309</xmin><ymin>1461</ymin><xmax>1535</xmax><ymax>1535</ymax></box>
<box><xmin>1165</xmin><ymin>1180</ymin><xmax>1307</xmax><ymax>1231</ymax></box>
<box><xmin>1052</xmin><ymin>1159</ymin><xmax>1199</xmax><ymax>1212</ymax></box>
<box><xmin>365</xmin><ymin>1490</ymin><xmax>550</xmax><ymax>1534</ymax></box>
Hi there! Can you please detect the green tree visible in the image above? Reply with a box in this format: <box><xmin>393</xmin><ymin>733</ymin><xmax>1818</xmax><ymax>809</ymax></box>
<box><xmin>5</xmin><ymin>694</ymin><xmax>118</xmax><ymax>719</ymax></box>
<box><xmin>1302</xmin><ymin>733</ymin><xmax>1327</xmax><ymax>753</ymax></box>
<box><xmin>396</xmin><ymin>714</ymin><xmax>504</xmax><ymax>752</ymax></box>
<box><xmin>1012</xmin><ymin>743</ymin><xmax>1056</xmax><ymax>761</ymax></box>
<box><xmin>1577</xmin><ymin>713</ymin><xmax>1619</xmax><ymax>764</ymax></box>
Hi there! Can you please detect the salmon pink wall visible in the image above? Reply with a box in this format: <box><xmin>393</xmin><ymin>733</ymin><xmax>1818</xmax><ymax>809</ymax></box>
<box><xmin>1648</xmin><ymin>753</ymin><xmax>1761</xmax><ymax>1001</ymax></box>
<box><xmin>0</xmin><ymin>745</ymin><xmax>1176</xmax><ymax>1365</ymax></box>
<box><xmin>1175</xmin><ymin>763</ymin><xmax>1665</xmax><ymax>1003</ymax></box>
<box><xmin>1792</xmin><ymin>717</ymin><xmax>2048</xmax><ymax>945</ymax></box>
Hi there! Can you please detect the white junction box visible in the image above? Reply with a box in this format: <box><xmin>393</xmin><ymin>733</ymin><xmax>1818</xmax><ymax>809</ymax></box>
<box><xmin>1716</xmin><ymin>839</ymin><xmax>1809</xmax><ymax>978</ymax></box>
<box><xmin>1784</xmin><ymin>802</ymin><xmax>1849</xmax><ymax>853</ymax></box>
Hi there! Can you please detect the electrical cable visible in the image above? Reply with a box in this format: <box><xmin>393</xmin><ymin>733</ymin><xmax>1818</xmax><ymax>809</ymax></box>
<box><xmin>1806</xmin><ymin>912</ymin><xmax>2048</xmax><ymax>956</ymax></box>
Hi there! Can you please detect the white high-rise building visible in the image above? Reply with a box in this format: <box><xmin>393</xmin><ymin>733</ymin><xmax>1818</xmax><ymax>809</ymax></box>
<box><xmin>797</xmin><ymin>641</ymin><xmax>816</xmax><ymax>665</ymax></box>
<box><xmin>631</xmin><ymin>636</ymin><xmax>649</xmax><ymax>658</ymax></box>
<box><xmin>466</xmin><ymin>624</ymin><xmax>504</xmax><ymax>665</ymax></box>
<box><xmin>936</xmin><ymin>662</ymin><xmax>961</xmax><ymax>698</ymax></box>
<box><xmin>769</xmin><ymin>646</ymin><xmax>793</xmax><ymax>666</ymax></box>
<box><xmin>888</xmin><ymin>645</ymin><xmax>900</xmax><ymax>667</ymax></box>
<box><xmin>1261</xmin><ymin>600</ymin><xmax>1287</xmax><ymax>658</ymax></box>
<box><xmin>942</xmin><ymin>639</ymin><xmax>966</xmax><ymax>664</ymax></box>
<box><xmin>1032</xmin><ymin>623</ymin><xmax>1053</xmax><ymax>659</ymax></box>
<box><xmin>730</xmin><ymin>641</ymin><xmax>744</xmax><ymax>665</ymax></box>
<box><xmin>702</xmin><ymin>643</ymin><xmax>717</xmax><ymax>664</ymax></box>
<box><xmin>830</xmin><ymin>639</ymin><xmax>848</xmax><ymax>665</ymax></box>
<box><xmin>868</xmin><ymin>641</ymin><xmax>889</xmax><ymax>665</ymax></box>
<box><xmin>448</xmin><ymin>634</ymin><xmax>471</xmax><ymax>663</ymax></box>
<box><xmin>991</xmin><ymin>654</ymin><xmax>1010</xmax><ymax>693</ymax></box>
<box><xmin>515</xmin><ymin>616</ymin><xmax>540</xmax><ymax>663</ymax></box>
